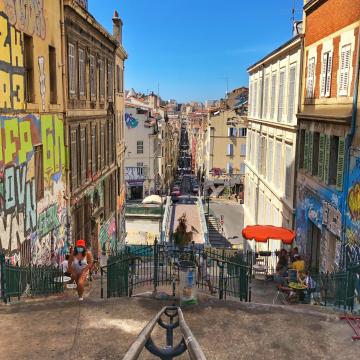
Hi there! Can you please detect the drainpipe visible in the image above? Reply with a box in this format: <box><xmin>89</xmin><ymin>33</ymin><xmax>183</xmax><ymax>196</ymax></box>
<box><xmin>293</xmin><ymin>35</ymin><xmax>305</xmax><ymax>233</ymax></box>
<box><xmin>342</xmin><ymin>30</ymin><xmax>360</xmax><ymax>268</ymax></box>
<box><xmin>60</xmin><ymin>0</ymin><xmax>71</xmax><ymax>245</ymax></box>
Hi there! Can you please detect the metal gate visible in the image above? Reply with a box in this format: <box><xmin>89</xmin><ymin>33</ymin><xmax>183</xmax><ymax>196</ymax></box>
<box><xmin>101</xmin><ymin>242</ymin><xmax>252</xmax><ymax>302</ymax></box>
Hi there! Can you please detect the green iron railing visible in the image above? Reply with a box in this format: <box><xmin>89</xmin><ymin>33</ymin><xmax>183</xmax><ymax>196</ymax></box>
<box><xmin>0</xmin><ymin>254</ymin><xmax>64</xmax><ymax>303</ymax></box>
<box><xmin>125</xmin><ymin>206</ymin><xmax>164</xmax><ymax>216</ymax></box>
<box><xmin>101</xmin><ymin>243</ymin><xmax>252</xmax><ymax>302</ymax></box>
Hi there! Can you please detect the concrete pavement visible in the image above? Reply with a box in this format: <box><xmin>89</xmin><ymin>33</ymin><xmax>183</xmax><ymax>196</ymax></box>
<box><xmin>210</xmin><ymin>199</ymin><xmax>244</xmax><ymax>248</ymax></box>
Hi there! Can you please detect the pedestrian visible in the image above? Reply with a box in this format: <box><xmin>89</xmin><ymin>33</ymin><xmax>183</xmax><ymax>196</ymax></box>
<box><xmin>68</xmin><ymin>240</ymin><xmax>94</xmax><ymax>301</ymax></box>
<box><xmin>199</xmin><ymin>253</ymin><xmax>216</xmax><ymax>295</ymax></box>
<box><xmin>276</xmin><ymin>249</ymin><xmax>288</xmax><ymax>276</ymax></box>
<box><xmin>290</xmin><ymin>247</ymin><xmax>299</xmax><ymax>263</ymax></box>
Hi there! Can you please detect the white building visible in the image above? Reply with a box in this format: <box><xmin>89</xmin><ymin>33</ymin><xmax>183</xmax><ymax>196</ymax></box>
<box><xmin>244</xmin><ymin>34</ymin><xmax>303</xmax><ymax>250</ymax></box>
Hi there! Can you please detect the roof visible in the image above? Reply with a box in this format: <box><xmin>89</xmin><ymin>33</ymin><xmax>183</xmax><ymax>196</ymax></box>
<box><xmin>247</xmin><ymin>34</ymin><xmax>302</xmax><ymax>73</ymax></box>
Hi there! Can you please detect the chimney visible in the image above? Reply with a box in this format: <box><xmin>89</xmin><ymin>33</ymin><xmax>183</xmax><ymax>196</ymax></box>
<box><xmin>112</xmin><ymin>10</ymin><xmax>123</xmax><ymax>44</ymax></box>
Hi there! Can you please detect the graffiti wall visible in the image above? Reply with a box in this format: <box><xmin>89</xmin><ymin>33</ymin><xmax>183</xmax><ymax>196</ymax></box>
<box><xmin>0</xmin><ymin>11</ymin><xmax>24</xmax><ymax>112</ymax></box>
<box><xmin>345</xmin><ymin>152</ymin><xmax>360</xmax><ymax>264</ymax></box>
<box><xmin>295</xmin><ymin>174</ymin><xmax>343</xmax><ymax>272</ymax></box>
<box><xmin>0</xmin><ymin>114</ymin><xmax>68</xmax><ymax>265</ymax></box>
<box><xmin>99</xmin><ymin>215</ymin><xmax>117</xmax><ymax>254</ymax></box>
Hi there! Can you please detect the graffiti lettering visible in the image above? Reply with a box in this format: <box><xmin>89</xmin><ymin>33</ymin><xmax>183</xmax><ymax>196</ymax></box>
<box><xmin>4</xmin><ymin>0</ymin><xmax>46</xmax><ymax>40</ymax></box>
<box><xmin>348</xmin><ymin>183</ymin><xmax>360</xmax><ymax>221</ymax></box>
<box><xmin>322</xmin><ymin>201</ymin><xmax>341</xmax><ymax>237</ymax></box>
<box><xmin>0</xmin><ymin>13</ymin><xmax>24</xmax><ymax>111</ymax></box>
<box><xmin>37</xmin><ymin>204</ymin><xmax>60</xmax><ymax>238</ymax></box>
<box><xmin>38</xmin><ymin>56</ymin><xmax>45</xmax><ymax>111</ymax></box>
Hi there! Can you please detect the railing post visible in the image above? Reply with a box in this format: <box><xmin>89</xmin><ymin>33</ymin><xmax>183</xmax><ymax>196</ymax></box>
<box><xmin>0</xmin><ymin>254</ymin><xmax>6</xmax><ymax>303</ymax></box>
<box><xmin>100</xmin><ymin>267</ymin><xmax>104</xmax><ymax>299</ymax></box>
<box><xmin>153</xmin><ymin>239</ymin><xmax>158</xmax><ymax>293</ymax></box>
<box><xmin>218</xmin><ymin>261</ymin><xmax>224</xmax><ymax>300</ymax></box>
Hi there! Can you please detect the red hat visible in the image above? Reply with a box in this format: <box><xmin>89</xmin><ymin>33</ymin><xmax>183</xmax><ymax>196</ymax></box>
<box><xmin>76</xmin><ymin>239</ymin><xmax>86</xmax><ymax>247</ymax></box>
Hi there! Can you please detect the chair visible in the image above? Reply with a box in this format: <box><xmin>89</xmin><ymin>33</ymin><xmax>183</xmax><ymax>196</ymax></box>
<box><xmin>273</xmin><ymin>284</ymin><xmax>291</xmax><ymax>305</ymax></box>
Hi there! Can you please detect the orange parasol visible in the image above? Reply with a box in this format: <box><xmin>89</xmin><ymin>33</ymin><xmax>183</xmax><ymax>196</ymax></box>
<box><xmin>242</xmin><ymin>225</ymin><xmax>295</xmax><ymax>245</ymax></box>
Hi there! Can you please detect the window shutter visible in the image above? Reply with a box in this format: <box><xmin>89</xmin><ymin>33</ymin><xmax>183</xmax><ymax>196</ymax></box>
<box><xmin>308</xmin><ymin>132</ymin><xmax>313</xmax><ymax>174</ymax></box>
<box><xmin>227</xmin><ymin>144</ymin><xmax>230</xmax><ymax>155</ymax></box>
<box><xmin>336</xmin><ymin>137</ymin><xmax>345</xmax><ymax>190</ymax></box>
<box><xmin>68</xmin><ymin>43</ymin><xmax>75</xmax><ymax>95</ymax></box>
<box><xmin>304</xmin><ymin>131</ymin><xmax>310</xmax><ymax>171</ymax></box>
<box><xmin>80</xmin><ymin>127</ymin><xmax>87</xmax><ymax>183</ymax></box>
<box><xmin>323</xmin><ymin>135</ymin><xmax>330</xmax><ymax>184</ymax></box>
<box><xmin>270</xmin><ymin>73</ymin><xmax>276</xmax><ymax>120</ymax></box>
<box><xmin>318</xmin><ymin>134</ymin><xmax>325</xmax><ymax>180</ymax></box>
<box><xmin>306</xmin><ymin>57</ymin><xmax>315</xmax><ymax>98</ymax></box>
<box><xmin>325</xmin><ymin>52</ymin><xmax>333</xmax><ymax>97</ymax></box>
<box><xmin>70</xmin><ymin>129</ymin><xmax>78</xmax><ymax>189</ymax></box>
<box><xmin>288</xmin><ymin>66</ymin><xmax>296</xmax><ymax>123</ymax></box>
<box><xmin>320</xmin><ymin>53</ymin><xmax>327</xmax><ymax>97</ymax></box>
<box><xmin>277</xmin><ymin>71</ymin><xmax>285</xmax><ymax>122</ymax></box>
<box><xmin>267</xmin><ymin>139</ymin><xmax>273</xmax><ymax>183</ymax></box>
<box><xmin>228</xmin><ymin>128</ymin><xmax>231</xmax><ymax>137</ymax></box>
<box><xmin>264</xmin><ymin>77</ymin><xmax>269</xmax><ymax>118</ymax></box>
<box><xmin>233</xmin><ymin>128</ymin><xmax>237</xmax><ymax>137</ymax></box>
<box><xmin>340</xmin><ymin>45</ymin><xmax>351</xmax><ymax>96</ymax></box>
<box><xmin>230</xmin><ymin>143</ymin><xmax>234</xmax><ymax>156</ymax></box>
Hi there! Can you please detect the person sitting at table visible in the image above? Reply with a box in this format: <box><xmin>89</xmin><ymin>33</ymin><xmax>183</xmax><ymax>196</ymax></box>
<box><xmin>290</xmin><ymin>247</ymin><xmax>299</xmax><ymax>263</ymax></box>
<box><xmin>291</xmin><ymin>254</ymin><xmax>305</xmax><ymax>272</ymax></box>
<box><xmin>276</xmin><ymin>249</ymin><xmax>288</xmax><ymax>276</ymax></box>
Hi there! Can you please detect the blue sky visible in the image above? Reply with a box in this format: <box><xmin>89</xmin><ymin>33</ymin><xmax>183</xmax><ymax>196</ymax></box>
<box><xmin>89</xmin><ymin>0</ymin><xmax>303</xmax><ymax>103</ymax></box>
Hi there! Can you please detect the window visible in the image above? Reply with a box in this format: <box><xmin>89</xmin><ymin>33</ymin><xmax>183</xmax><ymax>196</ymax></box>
<box><xmin>107</xmin><ymin>61</ymin><xmax>113</xmax><ymax>101</ymax></box>
<box><xmin>80</xmin><ymin>127</ymin><xmax>87</xmax><ymax>184</ymax></box>
<box><xmin>249</xmin><ymin>83</ymin><xmax>253</xmax><ymax>117</ymax></box>
<box><xmin>339</xmin><ymin>44</ymin><xmax>351</xmax><ymax>96</ymax></box>
<box><xmin>240</xmin><ymin>144</ymin><xmax>246</xmax><ymax>156</ymax></box>
<box><xmin>91</xmin><ymin>124</ymin><xmax>97</xmax><ymax>175</ymax></box>
<box><xmin>288</xmin><ymin>66</ymin><xmax>296</xmax><ymax>122</ymax></box>
<box><xmin>253</xmin><ymin>80</ymin><xmax>258</xmax><ymax>118</ymax></box>
<box><xmin>49</xmin><ymin>46</ymin><xmax>57</xmax><ymax>104</ymax></box>
<box><xmin>227</xmin><ymin>162</ymin><xmax>233</xmax><ymax>175</ymax></box>
<box><xmin>137</xmin><ymin>162</ymin><xmax>144</xmax><ymax>175</ymax></box>
<box><xmin>116</xmin><ymin>65</ymin><xmax>124</xmax><ymax>93</ymax></box>
<box><xmin>328</xmin><ymin>136</ymin><xmax>339</xmax><ymax>186</ymax></box>
<box><xmin>108</xmin><ymin>119</ymin><xmax>114</xmax><ymax>164</ymax></box>
<box><xmin>267</xmin><ymin>138</ymin><xmax>274</xmax><ymax>183</ymax></box>
<box><xmin>274</xmin><ymin>141</ymin><xmax>282</xmax><ymax>190</ymax></box>
<box><xmin>24</xmin><ymin>34</ymin><xmax>34</xmax><ymax>102</ymax></box>
<box><xmin>228</xmin><ymin>127</ymin><xmax>237</xmax><ymax>137</ymax></box>
<box><xmin>240</xmin><ymin>163</ymin><xmax>246</xmax><ymax>174</ymax></box>
<box><xmin>247</xmin><ymin>130</ymin><xmax>252</xmax><ymax>163</ymax></box>
<box><xmin>320</xmin><ymin>51</ymin><xmax>333</xmax><ymax>97</ymax></box>
<box><xmin>100</xmin><ymin>123</ymin><xmax>105</xmax><ymax>169</ymax></box>
<box><xmin>270</xmin><ymin>73</ymin><xmax>276</xmax><ymax>120</ymax></box>
<box><xmin>34</xmin><ymin>145</ymin><xmax>44</xmax><ymax>200</ymax></box>
<box><xmin>78</xmin><ymin>48</ymin><xmax>85</xmax><ymax>97</ymax></box>
<box><xmin>277</xmin><ymin>70</ymin><xmax>285</xmax><ymax>122</ymax></box>
<box><xmin>227</xmin><ymin>143</ymin><xmax>234</xmax><ymax>156</ymax></box>
<box><xmin>257</xmin><ymin>78</ymin><xmax>263</xmax><ymax>118</ymax></box>
<box><xmin>336</xmin><ymin>137</ymin><xmax>345</xmax><ymax>190</ymax></box>
<box><xmin>263</xmin><ymin>77</ymin><xmax>269</xmax><ymax>119</ymax></box>
<box><xmin>318</xmin><ymin>133</ymin><xmax>325</xmax><ymax>180</ymax></box>
<box><xmin>90</xmin><ymin>54</ymin><xmax>96</xmax><ymax>99</ymax></box>
<box><xmin>239</xmin><ymin>128</ymin><xmax>247</xmax><ymax>137</ymax></box>
<box><xmin>70</xmin><ymin>127</ymin><xmax>79</xmax><ymax>190</ymax></box>
<box><xmin>137</xmin><ymin>141</ymin><xmax>144</xmax><ymax>154</ymax></box>
<box><xmin>68</xmin><ymin>42</ymin><xmax>76</xmax><ymax>96</ymax></box>
<box><xmin>259</xmin><ymin>136</ymin><xmax>267</xmax><ymax>176</ymax></box>
<box><xmin>99</xmin><ymin>58</ymin><xmax>105</xmax><ymax>99</ymax></box>
<box><xmin>299</xmin><ymin>129</ymin><xmax>305</xmax><ymax>169</ymax></box>
<box><xmin>312</xmin><ymin>132</ymin><xmax>320</xmax><ymax>176</ymax></box>
<box><xmin>285</xmin><ymin>145</ymin><xmax>292</xmax><ymax>199</ymax></box>
<box><xmin>306</xmin><ymin>57</ymin><xmax>315</xmax><ymax>98</ymax></box>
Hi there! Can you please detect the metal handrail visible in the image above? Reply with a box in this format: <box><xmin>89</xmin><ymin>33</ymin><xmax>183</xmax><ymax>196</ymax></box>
<box><xmin>123</xmin><ymin>306</ymin><xmax>207</xmax><ymax>360</ymax></box>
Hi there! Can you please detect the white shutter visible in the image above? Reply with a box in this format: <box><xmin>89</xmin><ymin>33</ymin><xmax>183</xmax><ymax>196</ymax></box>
<box><xmin>264</xmin><ymin>77</ymin><xmax>269</xmax><ymax>119</ymax></box>
<box><xmin>339</xmin><ymin>44</ymin><xmax>351</xmax><ymax>96</ymax></box>
<box><xmin>270</xmin><ymin>73</ymin><xmax>276</xmax><ymax>119</ymax></box>
<box><xmin>306</xmin><ymin>57</ymin><xmax>315</xmax><ymax>98</ymax></box>
<box><xmin>254</xmin><ymin>80</ymin><xmax>258</xmax><ymax>118</ymax></box>
<box><xmin>320</xmin><ymin>52</ymin><xmax>328</xmax><ymax>97</ymax></box>
<box><xmin>285</xmin><ymin>145</ymin><xmax>292</xmax><ymax>198</ymax></box>
<box><xmin>325</xmin><ymin>51</ymin><xmax>333</xmax><ymax>97</ymax></box>
<box><xmin>68</xmin><ymin>43</ymin><xmax>75</xmax><ymax>94</ymax></box>
<box><xmin>228</xmin><ymin>128</ymin><xmax>231</xmax><ymax>137</ymax></box>
<box><xmin>267</xmin><ymin>138</ymin><xmax>273</xmax><ymax>183</ymax></box>
<box><xmin>240</xmin><ymin>144</ymin><xmax>246</xmax><ymax>156</ymax></box>
<box><xmin>277</xmin><ymin>71</ymin><xmax>285</xmax><ymax>122</ymax></box>
<box><xmin>288</xmin><ymin>66</ymin><xmax>296</xmax><ymax>123</ymax></box>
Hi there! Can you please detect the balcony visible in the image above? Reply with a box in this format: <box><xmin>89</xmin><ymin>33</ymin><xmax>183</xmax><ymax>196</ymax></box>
<box><xmin>125</xmin><ymin>166</ymin><xmax>149</xmax><ymax>182</ymax></box>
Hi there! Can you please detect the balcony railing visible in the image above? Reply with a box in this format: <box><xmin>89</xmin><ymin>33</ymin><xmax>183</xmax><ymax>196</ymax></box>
<box><xmin>126</xmin><ymin>204</ymin><xmax>164</xmax><ymax>216</ymax></box>
<box><xmin>125</xmin><ymin>166</ymin><xmax>149</xmax><ymax>181</ymax></box>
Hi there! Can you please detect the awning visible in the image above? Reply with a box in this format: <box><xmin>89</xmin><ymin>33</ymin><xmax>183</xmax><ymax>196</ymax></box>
<box><xmin>242</xmin><ymin>225</ymin><xmax>295</xmax><ymax>245</ymax></box>
<box><xmin>142</xmin><ymin>195</ymin><xmax>163</xmax><ymax>205</ymax></box>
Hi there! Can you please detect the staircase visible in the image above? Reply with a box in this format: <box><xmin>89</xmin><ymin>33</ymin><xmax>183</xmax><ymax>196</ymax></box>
<box><xmin>206</xmin><ymin>214</ymin><xmax>231</xmax><ymax>248</ymax></box>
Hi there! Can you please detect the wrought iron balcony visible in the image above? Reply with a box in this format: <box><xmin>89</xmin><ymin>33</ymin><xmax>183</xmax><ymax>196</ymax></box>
<box><xmin>125</xmin><ymin>166</ymin><xmax>149</xmax><ymax>181</ymax></box>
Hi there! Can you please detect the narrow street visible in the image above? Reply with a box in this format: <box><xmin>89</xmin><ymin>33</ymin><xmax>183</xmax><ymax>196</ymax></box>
<box><xmin>209</xmin><ymin>199</ymin><xmax>244</xmax><ymax>248</ymax></box>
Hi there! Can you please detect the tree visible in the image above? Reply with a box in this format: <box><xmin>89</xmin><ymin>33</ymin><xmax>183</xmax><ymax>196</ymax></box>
<box><xmin>173</xmin><ymin>213</ymin><xmax>193</xmax><ymax>248</ymax></box>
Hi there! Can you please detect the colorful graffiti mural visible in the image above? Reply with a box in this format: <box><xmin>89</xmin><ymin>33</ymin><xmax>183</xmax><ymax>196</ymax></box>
<box><xmin>99</xmin><ymin>215</ymin><xmax>117</xmax><ymax>254</ymax></box>
<box><xmin>0</xmin><ymin>114</ymin><xmax>68</xmax><ymax>265</ymax></box>
<box><xmin>345</xmin><ymin>153</ymin><xmax>360</xmax><ymax>264</ymax></box>
<box><xmin>0</xmin><ymin>12</ymin><xmax>24</xmax><ymax>111</ymax></box>
<box><xmin>125</xmin><ymin>113</ymin><xmax>139</xmax><ymax>129</ymax></box>
<box><xmin>4</xmin><ymin>0</ymin><xmax>46</xmax><ymax>40</ymax></box>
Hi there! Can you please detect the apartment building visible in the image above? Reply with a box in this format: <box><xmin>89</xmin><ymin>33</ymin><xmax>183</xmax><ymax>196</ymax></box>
<box><xmin>295</xmin><ymin>0</ymin><xmax>360</xmax><ymax>271</ymax></box>
<box><xmin>206</xmin><ymin>87</ymin><xmax>248</xmax><ymax>198</ymax></box>
<box><xmin>64</xmin><ymin>0</ymin><xmax>127</xmax><ymax>257</ymax></box>
<box><xmin>244</xmin><ymin>35</ymin><xmax>303</xmax><ymax>251</ymax></box>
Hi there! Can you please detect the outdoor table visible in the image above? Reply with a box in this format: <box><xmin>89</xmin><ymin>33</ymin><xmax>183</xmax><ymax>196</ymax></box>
<box><xmin>289</xmin><ymin>282</ymin><xmax>308</xmax><ymax>302</ymax></box>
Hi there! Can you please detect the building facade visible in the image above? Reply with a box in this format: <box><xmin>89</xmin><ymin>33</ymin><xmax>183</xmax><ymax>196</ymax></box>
<box><xmin>0</xmin><ymin>0</ymin><xmax>68</xmax><ymax>265</ymax></box>
<box><xmin>245</xmin><ymin>35</ymin><xmax>303</xmax><ymax>251</ymax></box>
<box><xmin>295</xmin><ymin>0</ymin><xmax>360</xmax><ymax>271</ymax></box>
<box><xmin>64</xmin><ymin>0</ymin><xmax>126</xmax><ymax>257</ymax></box>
